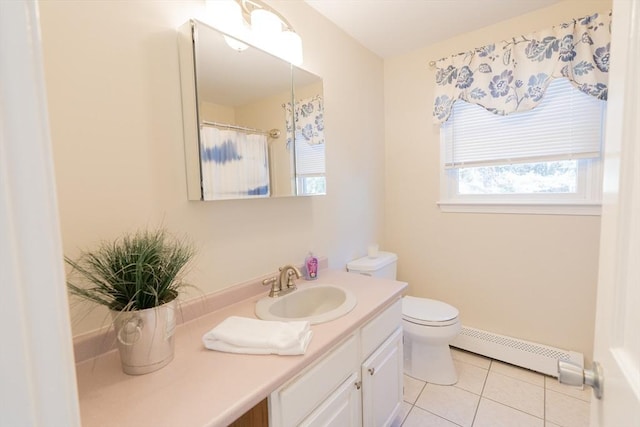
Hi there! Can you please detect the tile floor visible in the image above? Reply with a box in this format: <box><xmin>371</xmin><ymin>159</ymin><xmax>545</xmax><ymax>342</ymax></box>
<box><xmin>395</xmin><ymin>348</ymin><xmax>592</xmax><ymax>427</ymax></box>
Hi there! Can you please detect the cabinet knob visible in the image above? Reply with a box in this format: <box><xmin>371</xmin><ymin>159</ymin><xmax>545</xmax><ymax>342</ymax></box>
<box><xmin>368</xmin><ymin>367</ymin><xmax>375</xmax><ymax>376</ymax></box>
<box><xmin>355</xmin><ymin>381</ymin><xmax>362</xmax><ymax>390</ymax></box>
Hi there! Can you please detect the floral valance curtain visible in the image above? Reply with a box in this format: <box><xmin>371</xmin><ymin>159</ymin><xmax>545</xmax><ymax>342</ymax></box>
<box><xmin>433</xmin><ymin>11</ymin><xmax>611</xmax><ymax>123</ymax></box>
<box><xmin>284</xmin><ymin>95</ymin><xmax>325</xmax><ymax>149</ymax></box>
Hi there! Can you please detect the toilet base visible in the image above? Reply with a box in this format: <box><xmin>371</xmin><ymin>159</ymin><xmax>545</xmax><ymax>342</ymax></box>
<box><xmin>402</xmin><ymin>319</ymin><xmax>461</xmax><ymax>385</ymax></box>
<box><xmin>404</xmin><ymin>341</ymin><xmax>458</xmax><ymax>385</ymax></box>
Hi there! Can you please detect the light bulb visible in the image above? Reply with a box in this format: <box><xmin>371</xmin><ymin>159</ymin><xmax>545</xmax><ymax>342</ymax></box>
<box><xmin>224</xmin><ymin>35</ymin><xmax>249</xmax><ymax>52</ymax></box>
<box><xmin>207</xmin><ymin>0</ymin><xmax>243</xmax><ymax>35</ymax></box>
<box><xmin>279</xmin><ymin>30</ymin><xmax>303</xmax><ymax>65</ymax></box>
<box><xmin>251</xmin><ymin>9</ymin><xmax>282</xmax><ymax>38</ymax></box>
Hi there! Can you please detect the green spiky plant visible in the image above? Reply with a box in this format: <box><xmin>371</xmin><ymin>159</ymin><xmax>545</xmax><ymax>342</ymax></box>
<box><xmin>65</xmin><ymin>229</ymin><xmax>195</xmax><ymax>312</ymax></box>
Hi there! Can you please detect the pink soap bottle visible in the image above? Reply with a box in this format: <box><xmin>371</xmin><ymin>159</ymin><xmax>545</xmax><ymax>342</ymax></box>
<box><xmin>305</xmin><ymin>252</ymin><xmax>318</xmax><ymax>280</ymax></box>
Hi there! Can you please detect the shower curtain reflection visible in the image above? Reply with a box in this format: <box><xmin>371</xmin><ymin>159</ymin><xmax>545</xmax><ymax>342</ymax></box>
<box><xmin>200</xmin><ymin>125</ymin><xmax>270</xmax><ymax>200</ymax></box>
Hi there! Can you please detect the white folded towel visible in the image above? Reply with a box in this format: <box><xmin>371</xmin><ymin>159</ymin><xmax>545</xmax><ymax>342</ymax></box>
<box><xmin>202</xmin><ymin>316</ymin><xmax>313</xmax><ymax>355</ymax></box>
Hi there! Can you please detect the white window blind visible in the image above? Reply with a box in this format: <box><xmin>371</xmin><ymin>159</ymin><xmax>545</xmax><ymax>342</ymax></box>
<box><xmin>294</xmin><ymin>132</ymin><xmax>325</xmax><ymax>176</ymax></box>
<box><xmin>441</xmin><ymin>78</ymin><xmax>605</xmax><ymax>169</ymax></box>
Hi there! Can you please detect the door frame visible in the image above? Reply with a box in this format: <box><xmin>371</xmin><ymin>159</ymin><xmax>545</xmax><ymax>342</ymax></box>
<box><xmin>0</xmin><ymin>1</ymin><xmax>80</xmax><ymax>425</ymax></box>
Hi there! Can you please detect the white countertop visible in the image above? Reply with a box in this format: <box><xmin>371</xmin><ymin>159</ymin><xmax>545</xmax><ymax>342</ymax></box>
<box><xmin>75</xmin><ymin>269</ymin><xmax>407</xmax><ymax>427</ymax></box>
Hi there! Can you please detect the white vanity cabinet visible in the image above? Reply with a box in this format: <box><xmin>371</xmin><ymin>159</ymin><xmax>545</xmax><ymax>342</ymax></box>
<box><xmin>299</xmin><ymin>372</ymin><xmax>362</xmax><ymax>426</ymax></box>
<box><xmin>359</xmin><ymin>298</ymin><xmax>403</xmax><ymax>427</ymax></box>
<box><xmin>361</xmin><ymin>328</ymin><xmax>403</xmax><ymax>427</ymax></box>
<box><xmin>269</xmin><ymin>334</ymin><xmax>361</xmax><ymax>426</ymax></box>
<box><xmin>269</xmin><ymin>299</ymin><xmax>403</xmax><ymax>427</ymax></box>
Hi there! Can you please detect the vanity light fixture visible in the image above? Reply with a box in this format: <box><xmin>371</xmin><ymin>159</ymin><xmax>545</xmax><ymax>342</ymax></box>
<box><xmin>205</xmin><ymin>0</ymin><xmax>303</xmax><ymax>65</ymax></box>
<box><xmin>223</xmin><ymin>35</ymin><xmax>249</xmax><ymax>52</ymax></box>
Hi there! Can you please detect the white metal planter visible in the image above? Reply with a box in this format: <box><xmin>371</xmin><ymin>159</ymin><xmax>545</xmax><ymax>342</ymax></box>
<box><xmin>111</xmin><ymin>298</ymin><xmax>177</xmax><ymax>375</ymax></box>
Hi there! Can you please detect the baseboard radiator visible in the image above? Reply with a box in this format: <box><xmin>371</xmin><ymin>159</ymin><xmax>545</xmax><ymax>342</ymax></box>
<box><xmin>450</xmin><ymin>326</ymin><xmax>584</xmax><ymax>377</ymax></box>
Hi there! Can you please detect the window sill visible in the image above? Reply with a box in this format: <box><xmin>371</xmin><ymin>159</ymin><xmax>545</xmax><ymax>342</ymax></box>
<box><xmin>437</xmin><ymin>200</ymin><xmax>601</xmax><ymax>216</ymax></box>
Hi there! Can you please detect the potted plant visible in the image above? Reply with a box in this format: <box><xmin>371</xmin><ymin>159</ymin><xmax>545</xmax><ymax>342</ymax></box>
<box><xmin>65</xmin><ymin>228</ymin><xmax>195</xmax><ymax>375</ymax></box>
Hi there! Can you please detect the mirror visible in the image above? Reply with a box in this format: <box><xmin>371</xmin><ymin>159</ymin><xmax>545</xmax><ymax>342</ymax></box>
<box><xmin>178</xmin><ymin>19</ymin><xmax>326</xmax><ymax>200</ymax></box>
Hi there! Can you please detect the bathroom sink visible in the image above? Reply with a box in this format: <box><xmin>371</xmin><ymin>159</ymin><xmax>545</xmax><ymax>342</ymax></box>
<box><xmin>255</xmin><ymin>284</ymin><xmax>357</xmax><ymax>324</ymax></box>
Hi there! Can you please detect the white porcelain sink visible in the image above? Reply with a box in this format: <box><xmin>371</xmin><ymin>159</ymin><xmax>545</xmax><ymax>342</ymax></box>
<box><xmin>255</xmin><ymin>284</ymin><xmax>357</xmax><ymax>324</ymax></box>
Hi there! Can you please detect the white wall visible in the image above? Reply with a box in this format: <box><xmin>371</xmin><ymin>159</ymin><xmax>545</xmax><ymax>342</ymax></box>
<box><xmin>39</xmin><ymin>0</ymin><xmax>385</xmax><ymax>336</ymax></box>
<box><xmin>384</xmin><ymin>0</ymin><xmax>611</xmax><ymax>362</ymax></box>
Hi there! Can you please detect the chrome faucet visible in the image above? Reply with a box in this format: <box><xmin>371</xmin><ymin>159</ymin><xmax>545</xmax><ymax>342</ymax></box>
<box><xmin>262</xmin><ymin>264</ymin><xmax>302</xmax><ymax>297</ymax></box>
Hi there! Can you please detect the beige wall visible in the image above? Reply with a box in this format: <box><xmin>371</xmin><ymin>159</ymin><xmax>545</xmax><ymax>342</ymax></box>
<box><xmin>40</xmin><ymin>0</ymin><xmax>608</xmax><ymax>361</ymax></box>
<box><xmin>199</xmin><ymin>101</ymin><xmax>236</xmax><ymax>123</ymax></box>
<box><xmin>384</xmin><ymin>0</ymin><xmax>611</xmax><ymax>362</ymax></box>
<box><xmin>39</xmin><ymin>0</ymin><xmax>385</xmax><ymax>336</ymax></box>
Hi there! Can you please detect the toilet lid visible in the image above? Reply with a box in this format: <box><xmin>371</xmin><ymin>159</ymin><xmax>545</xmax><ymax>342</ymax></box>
<box><xmin>402</xmin><ymin>296</ymin><xmax>459</xmax><ymax>323</ymax></box>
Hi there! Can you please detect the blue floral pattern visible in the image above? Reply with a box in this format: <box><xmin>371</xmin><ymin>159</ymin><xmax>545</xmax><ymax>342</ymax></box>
<box><xmin>284</xmin><ymin>95</ymin><xmax>325</xmax><ymax>149</ymax></box>
<box><xmin>527</xmin><ymin>73</ymin><xmax>548</xmax><ymax>101</ymax></box>
<box><xmin>489</xmin><ymin>70</ymin><xmax>513</xmax><ymax>97</ymax></box>
<box><xmin>433</xmin><ymin>10</ymin><xmax>611</xmax><ymax>122</ymax></box>
<box><xmin>434</xmin><ymin>95</ymin><xmax>453</xmax><ymax>121</ymax></box>
<box><xmin>558</xmin><ymin>35</ymin><xmax>576</xmax><ymax>62</ymax></box>
<box><xmin>456</xmin><ymin>66</ymin><xmax>474</xmax><ymax>89</ymax></box>
<box><xmin>593</xmin><ymin>43</ymin><xmax>610</xmax><ymax>72</ymax></box>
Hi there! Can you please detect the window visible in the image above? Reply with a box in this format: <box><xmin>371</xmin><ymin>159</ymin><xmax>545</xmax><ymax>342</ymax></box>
<box><xmin>294</xmin><ymin>133</ymin><xmax>326</xmax><ymax>196</ymax></box>
<box><xmin>439</xmin><ymin>78</ymin><xmax>605</xmax><ymax>215</ymax></box>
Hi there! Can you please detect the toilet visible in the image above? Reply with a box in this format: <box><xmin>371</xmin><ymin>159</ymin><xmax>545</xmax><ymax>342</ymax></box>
<box><xmin>346</xmin><ymin>251</ymin><xmax>461</xmax><ymax>385</ymax></box>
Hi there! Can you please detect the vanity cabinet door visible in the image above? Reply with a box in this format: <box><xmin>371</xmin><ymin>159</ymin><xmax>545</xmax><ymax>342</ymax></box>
<box><xmin>269</xmin><ymin>299</ymin><xmax>404</xmax><ymax>427</ymax></box>
<box><xmin>299</xmin><ymin>372</ymin><xmax>361</xmax><ymax>427</ymax></box>
<box><xmin>361</xmin><ymin>327</ymin><xmax>403</xmax><ymax>427</ymax></box>
<box><xmin>269</xmin><ymin>335</ymin><xmax>358</xmax><ymax>427</ymax></box>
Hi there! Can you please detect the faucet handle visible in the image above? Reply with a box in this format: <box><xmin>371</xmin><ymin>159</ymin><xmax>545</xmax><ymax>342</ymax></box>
<box><xmin>285</xmin><ymin>270</ymin><xmax>298</xmax><ymax>289</ymax></box>
<box><xmin>262</xmin><ymin>276</ymin><xmax>279</xmax><ymax>297</ymax></box>
<box><xmin>262</xmin><ymin>277</ymin><xmax>277</xmax><ymax>287</ymax></box>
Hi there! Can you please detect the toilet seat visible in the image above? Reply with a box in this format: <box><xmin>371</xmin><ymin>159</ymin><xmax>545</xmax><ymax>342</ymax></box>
<box><xmin>402</xmin><ymin>296</ymin><xmax>459</xmax><ymax>327</ymax></box>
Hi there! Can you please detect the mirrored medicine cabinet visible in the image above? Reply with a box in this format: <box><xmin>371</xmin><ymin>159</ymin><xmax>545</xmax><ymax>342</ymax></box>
<box><xmin>178</xmin><ymin>19</ymin><xmax>326</xmax><ymax>200</ymax></box>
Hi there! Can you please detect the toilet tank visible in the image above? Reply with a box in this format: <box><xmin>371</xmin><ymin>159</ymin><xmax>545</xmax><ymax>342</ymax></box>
<box><xmin>346</xmin><ymin>252</ymin><xmax>398</xmax><ymax>280</ymax></box>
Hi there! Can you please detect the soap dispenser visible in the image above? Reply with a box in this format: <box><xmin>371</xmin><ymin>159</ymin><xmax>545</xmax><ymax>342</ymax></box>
<box><xmin>305</xmin><ymin>252</ymin><xmax>318</xmax><ymax>280</ymax></box>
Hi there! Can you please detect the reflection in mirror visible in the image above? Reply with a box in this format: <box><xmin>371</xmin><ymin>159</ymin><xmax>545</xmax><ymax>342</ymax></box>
<box><xmin>290</xmin><ymin>67</ymin><xmax>326</xmax><ymax>196</ymax></box>
<box><xmin>177</xmin><ymin>19</ymin><xmax>325</xmax><ymax>200</ymax></box>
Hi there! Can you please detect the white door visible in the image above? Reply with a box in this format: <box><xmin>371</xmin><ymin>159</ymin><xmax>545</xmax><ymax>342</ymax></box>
<box><xmin>590</xmin><ymin>0</ymin><xmax>640</xmax><ymax>425</ymax></box>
